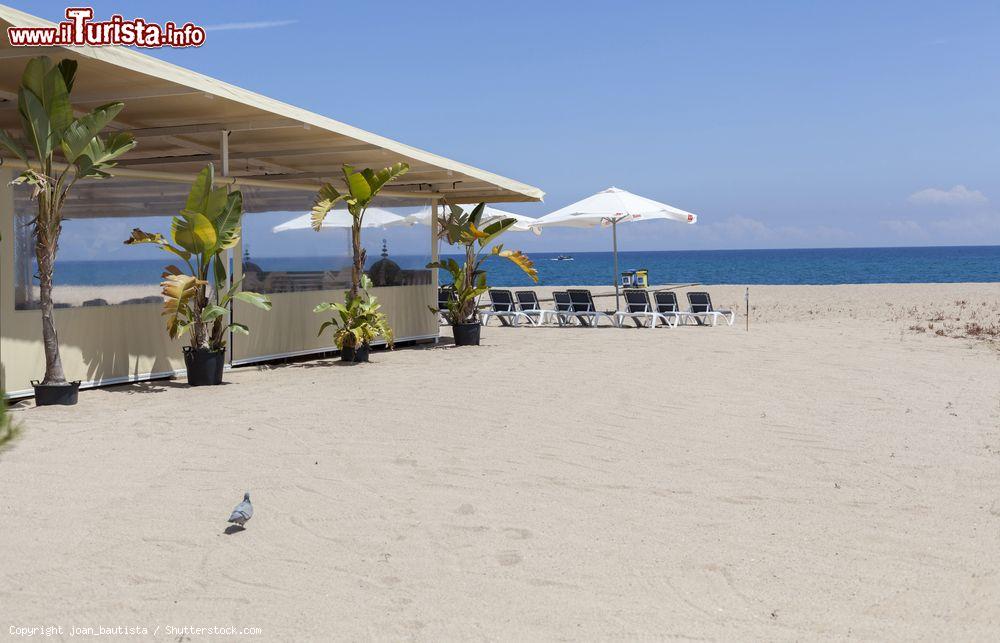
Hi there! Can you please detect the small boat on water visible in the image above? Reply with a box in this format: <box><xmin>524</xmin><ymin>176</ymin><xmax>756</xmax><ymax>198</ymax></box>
<box><xmin>553</xmin><ymin>255</ymin><xmax>574</xmax><ymax>261</ymax></box>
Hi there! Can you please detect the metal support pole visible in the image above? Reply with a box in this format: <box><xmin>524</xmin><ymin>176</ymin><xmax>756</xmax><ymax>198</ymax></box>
<box><xmin>612</xmin><ymin>219</ymin><xmax>620</xmax><ymax>311</ymax></box>
<box><xmin>430</xmin><ymin>198</ymin><xmax>440</xmax><ymax>343</ymax></box>
<box><xmin>220</xmin><ymin>130</ymin><xmax>234</xmax><ymax>364</ymax></box>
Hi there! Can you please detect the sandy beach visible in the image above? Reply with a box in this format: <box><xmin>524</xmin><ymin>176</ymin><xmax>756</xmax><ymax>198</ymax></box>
<box><xmin>2</xmin><ymin>283</ymin><xmax>999</xmax><ymax>640</ymax></box>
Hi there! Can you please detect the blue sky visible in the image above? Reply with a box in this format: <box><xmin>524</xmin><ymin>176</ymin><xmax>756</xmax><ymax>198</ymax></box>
<box><xmin>12</xmin><ymin>0</ymin><xmax>1000</xmax><ymax>257</ymax></box>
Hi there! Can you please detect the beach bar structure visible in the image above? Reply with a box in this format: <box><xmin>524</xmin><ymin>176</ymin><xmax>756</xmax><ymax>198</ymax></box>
<box><xmin>0</xmin><ymin>6</ymin><xmax>543</xmax><ymax>397</ymax></box>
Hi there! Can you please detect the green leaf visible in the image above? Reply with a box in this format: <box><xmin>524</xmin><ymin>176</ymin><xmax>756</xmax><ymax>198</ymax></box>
<box><xmin>345</xmin><ymin>167</ymin><xmax>372</xmax><ymax>203</ymax></box>
<box><xmin>363</xmin><ymin>162</ymin><xmax>409</xmax><ymax>195</ymax></box>
<box><xmin>42</xmin><ymin>63</ymin><xmax>73</xmax><ymax>139</ymax></box>
<box><xmin>57</xmin><ymin>59</ymin><xmax>77</xmax><ymax>93</ymax></box>
<box><xmin>171</xmin><ymin>212</ymin><xmax>217</xmax><ymax>254</ymax></box>
<box><xmin>201</xmin><ymin>304</ymin><xmax>227</xmax><ymax>322</ymax></box>
<box><xmin>229</xmin><ymin>322</ymin><xmax>250</xmax><ymax>336</ymax></box>
<box><xmin>184</xmin><ymin>165</ymin><xmax>214</xmax><ymax>214</ymax></box>
<box><xmin>310</xmin><ymin>182</ymin><xmax>343</xmax><ymax>230</ymax></box>
<box><xmin>317</xmin><ymin>320</ymin><xmax>336</xmax><ymax>337</ymax></box>
<box><xmin>18</xmin><ymin>89</ymin><xmax>51</xmax><ymax>161</ymax></box>
<box><xmin>213</xmin><ymin>190</ymin><xmax>242</xmax><ymax>249</ymax></box>
<box><xmin>20</xmin><ymin>57</ymin><xmax>48</xmax><ymax>103</ymax></box>
<box><xmin>233</xmin><ymin>290</ymin><xmax>272</xmax><ymax>310</ymax></box>
<box><xmin>212</xmin><ymin>254</ymin><xmax>227</xmax><ymax>293</ymax></box>
<box><xmin>468</xmin><ymin>202</ymin><xmax>486</xmax><ymax>226</ymax></box>
<box><xmin>0</xmin><ymin>129</ymin><xmax>27</xmax><ymax>162</ymax></box>
<box><xmin>60</xmin><ymin>102</ymin><xmax>125</xmax><ymax>164</ymax></box>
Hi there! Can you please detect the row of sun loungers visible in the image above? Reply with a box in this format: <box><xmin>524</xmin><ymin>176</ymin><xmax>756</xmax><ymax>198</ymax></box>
<box><xmin>444</xmin><ymin>288</ymin><xmax>735</xmax><ymax>328</ymax></box>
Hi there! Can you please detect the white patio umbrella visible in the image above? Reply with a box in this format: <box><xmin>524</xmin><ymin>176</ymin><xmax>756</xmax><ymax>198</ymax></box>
<box><xmin>535</xmin><ymin>187</ymin><xmax>697</xmax><ymax>309</ymax></box>
<box><xmin>400</xmin><ymin>204</ymin><xmax>542</xmax><ymax>234</ymax></box>
<box><xmin>272</xmin><ymin>207</ymin><xmax>408</xmax><ymax>233</ymax></box>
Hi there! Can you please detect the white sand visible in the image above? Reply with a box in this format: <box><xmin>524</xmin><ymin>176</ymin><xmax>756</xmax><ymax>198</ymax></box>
<box><xmin>2</xmin><ymin>283</ymin><xmax>999</xmax><ymax>640</ymax></box>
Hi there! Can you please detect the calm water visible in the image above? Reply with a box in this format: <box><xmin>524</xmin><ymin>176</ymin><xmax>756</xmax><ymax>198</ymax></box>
<box><xmin>45</xmin><ymin>246</ymin><xmax>1000</xmax><ymax>287</ymax></box>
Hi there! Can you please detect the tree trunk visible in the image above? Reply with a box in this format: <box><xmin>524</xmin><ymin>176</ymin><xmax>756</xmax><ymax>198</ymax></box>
<box><xmin>35</xmin><ymin>206</ymin><xmax>67</xmax><ymax>386</ymax></box>
<box><xmin>351</xmin><ymin>223</ymin><xmax>365</xmax><ymax>300</ymax></box>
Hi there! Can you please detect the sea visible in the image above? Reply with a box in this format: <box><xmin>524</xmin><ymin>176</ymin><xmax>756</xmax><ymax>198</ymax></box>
<box><xmin>46</xmin><ymin>245</ymin><xmax>1000</xmax><ymax>288</ymax></box>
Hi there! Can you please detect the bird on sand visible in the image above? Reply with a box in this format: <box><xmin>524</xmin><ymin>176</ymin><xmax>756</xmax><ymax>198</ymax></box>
<box><xmin>228</xmin><ymin>492</ymin><xmax>253</xmax><ymax>528</ymax></box>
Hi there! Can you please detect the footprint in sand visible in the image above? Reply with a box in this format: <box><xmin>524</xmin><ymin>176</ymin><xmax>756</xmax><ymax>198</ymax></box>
<box><xmin>503</xmin><ymin>527</ymin><xmax>533</xmax><ymax>540</ymax></box>
<box><xmin>496</xmin><ymin>550</ymin><xmax>523</xmax><ymax>566</ymax></box>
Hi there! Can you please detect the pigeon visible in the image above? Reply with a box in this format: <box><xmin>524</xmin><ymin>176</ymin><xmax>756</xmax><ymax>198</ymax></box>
<box><xmin>228</xmin><ymin>492</ymin><xmax>253</xmax><ymax>528</ymax></box>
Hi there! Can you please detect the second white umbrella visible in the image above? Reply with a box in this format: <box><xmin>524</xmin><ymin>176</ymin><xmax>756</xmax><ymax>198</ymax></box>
<box><xmin>401</xmin><ymin>204</ymin><xmax>542</xmax><ymax>234</ymax></box>
<box><xmin>535</xmin><ymin>187</ymin><xmax>697</xmax><ymax>309</ymax></box>
<box><xmin>272</xmin><ymin>207</ymin><xmax>408</xmax><ymax>233</ymax></box>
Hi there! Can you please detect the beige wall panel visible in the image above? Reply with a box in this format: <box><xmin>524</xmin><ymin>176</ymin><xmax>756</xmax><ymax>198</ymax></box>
<box><xmin>1</xmin><ymin>303</ymin><xmax>187</xmax><ymax>397</ymax></box>
<box><xmin>233</xmin><ymin>285</ymin><xmax>439</xmax><ymax>363</ymax></box>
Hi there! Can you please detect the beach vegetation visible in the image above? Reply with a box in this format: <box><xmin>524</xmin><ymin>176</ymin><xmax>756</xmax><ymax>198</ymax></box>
<box><xmin>124</xmin><ymin>164</ymin><xmax>271</xmax><ymax>352</ymax></box>
<box><xmin>428</xmin><ymin>202</ymin><xmax>538</xmax><ymax>326</ymax></box>
<box><xmin>309</xmin><ymin>163</ymin><xmax>409</xmax><ymax>299</ymax></box>
<box><xmin>314</xmin><ymin>274</ymin><xmax>393</xmax><ymax>354</ymax></box>
<box><xmin>0</xmin><ymin>56</ymin><xmax>136</xmax><ymax>394</ymax></box>
<box><xmin>308</xmin><ymin>163</ymin><xmax>408</xmax><ymax>352</ymax></box>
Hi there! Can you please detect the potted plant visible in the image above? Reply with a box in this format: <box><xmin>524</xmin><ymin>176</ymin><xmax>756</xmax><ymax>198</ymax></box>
<box><xmin>309</xmin><ymin>162</ymin><xmax>408</xmax><ymax>359</ymax></box>
<box><xmin>124</xmin><ymin>164</ymin><xmax>272</xmax><ymax>386</ymax></box>
<box><xmin>428</xmin><ymin>203</ymin><xmax>537</xmax><ymax>346</ymax></box>
<box><xmin>0</xmin><ymin>56</ymin><xmax>136</xmax><ymax>405</ymax></box>
<box><xmin>314</xmin><ymin>275</ymin><xmax>394</xmax><ymax>362</ymax></box>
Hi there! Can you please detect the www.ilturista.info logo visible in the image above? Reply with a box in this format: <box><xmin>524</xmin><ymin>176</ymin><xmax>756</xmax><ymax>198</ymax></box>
<box><xmin>7</xmin><ymin>7</ymin><xmax>206</xmax><ymax>48</ymax></box>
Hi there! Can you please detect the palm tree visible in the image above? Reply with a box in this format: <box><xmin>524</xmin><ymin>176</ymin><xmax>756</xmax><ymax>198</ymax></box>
<box><xmin>0</xmin><ymin>57</ymin><xmax>136</xmax><ymax>393</ymax></box>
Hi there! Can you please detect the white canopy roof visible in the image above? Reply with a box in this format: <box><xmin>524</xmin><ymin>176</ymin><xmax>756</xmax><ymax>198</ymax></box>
<box><xmin>536</xmin><ymin>187</ymin><xmax>697</xmax><ymax>228</ymax></box>
<box><xmin>272</xmin><ymin>208</ymin><xmax>407</xmax><ymax>233</ymax></box>
<box><xmin>0</xmin><ymin>5</ymin><xmax>544</xmax><ymax>208</ymax></box>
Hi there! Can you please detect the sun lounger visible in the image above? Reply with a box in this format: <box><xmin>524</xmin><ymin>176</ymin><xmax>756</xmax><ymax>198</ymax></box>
<box><xmin>653</xmin><ymin>290</ymin><xmax>700</xmax><ymax>326</ymax></box>
<box><xmin>481</xmin><ymin>289</ymin><xmax>533</xmax><ymax>327</ymax></box>
<box><xmin>566</xmin><ymin>289</ymin><xmax>617</xmax><ymax>327</ymax></box>
<box><xmin>552</xmin><ymin>291</ymin><xmax>591</xmax><ymax>326</ymax></box>
<box><xmin>515</xmin><ymin>290</ymin><xmax>557</xmax><ymax>326</ymax></box>
<box><xmin>686</xmin><ymin>291</ymin><xmax>735</xmax><ymax>326</ymax></box>
<box><xmin>614</xmin><ymin>289</ymin><xmax>677</xmax><ymax>328</ymax></box>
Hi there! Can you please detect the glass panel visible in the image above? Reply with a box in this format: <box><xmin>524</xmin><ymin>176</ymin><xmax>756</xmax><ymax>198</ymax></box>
<box><xmin>241</xmin><ymin>191</ymin><xmax>433</xmax><ymax>294</ymax></box>
<box><xmin>12</xmin><ymin>179</ymin><xmax>180</xmax><ymax>310</ymax></box>
<box><xmin>10</xmin><ymin>178</ymin><xmax>436</xmax><ymax>309</ymax></box>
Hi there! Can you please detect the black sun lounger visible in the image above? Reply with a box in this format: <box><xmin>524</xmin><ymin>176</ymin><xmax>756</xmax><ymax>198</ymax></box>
<box><xmin>566</xmin><ymin>289</ymin><xmax>616</xmax><ymax>327</ymax></box>
<box><xmin>482</xmin><ymin>289</ymin><xmax>533</xmax><ymax>327</ymax></box>
<box><xmin>614</xmin><ymin>289</ymin><xmax>677</xmax><ymax>328</ymax></box>
<box><xmin>685</xmin><ymin>291</ymin><xmax>735</xmax><ymax>326</ymax></box>
<box><xmin>515</xmin><ymin>290</ymin><xmax>556</xmax><ymax>326</ymax></box>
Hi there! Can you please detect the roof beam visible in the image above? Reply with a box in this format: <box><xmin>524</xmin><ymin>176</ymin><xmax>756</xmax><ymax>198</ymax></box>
<box><xmin>126</xmin><ymin>118</ymin><xmax>303</xmax><ymax>138</ymax></box>
<box><xmin>0</xmin><ymin>85</ymin><xmax>201</xmax><ymax>110</ymax></box>
<box><xmin>118</xmin><ymin>144</ymin><xmax>373</xmax><ymax>166</ymax></box>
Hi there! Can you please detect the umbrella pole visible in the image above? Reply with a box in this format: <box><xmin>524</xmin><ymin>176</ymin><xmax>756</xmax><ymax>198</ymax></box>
<box><xmin>612</xmin><ymin>219</ymin><xmax>620</xmax><ymax>311</ymax></box>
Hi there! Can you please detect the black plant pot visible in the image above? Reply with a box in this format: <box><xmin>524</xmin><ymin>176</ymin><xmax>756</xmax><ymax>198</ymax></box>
<box><xmin>341</xmin><ymin>344</ymin><xmax>370</xmax><ymax>363</ymax></box>
<box><xmin>452</xmin><ymin>322</ymin><xmax>481</xmax><ymax>346</ymax></box>
<box><xmin>32</xmin><ymin>380</ymin><xmax>80</xmax><ymax>406</ymax></box>
<box><xmin>183</xmin><ymin>346</ymin><xmax>225</xmax><ymax>386</ymax></box>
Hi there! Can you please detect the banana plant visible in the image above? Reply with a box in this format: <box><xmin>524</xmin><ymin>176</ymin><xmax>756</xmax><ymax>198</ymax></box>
<box><xmin>427</xmin><ymin>203</ymin><xmax>538</xmax><ymax>325</ymax></box>
<box><xmin>124</xmin><ymin>164</ymin><xmax>271</xmax><ymax>351</ymax></box>
<box><xmin>310</xmin><ymin>162</ymin><xmax>409</xmax><ymax>299</ymax></box>
<box><xmin>314</xmin><ymin>274</ymin><xmax>394</xmax><ymax>351</ymax></box>
<box><xmin>0</xmin><ymin>56</ymin><xmax>136</xmax><ymax>387</ymax></box>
